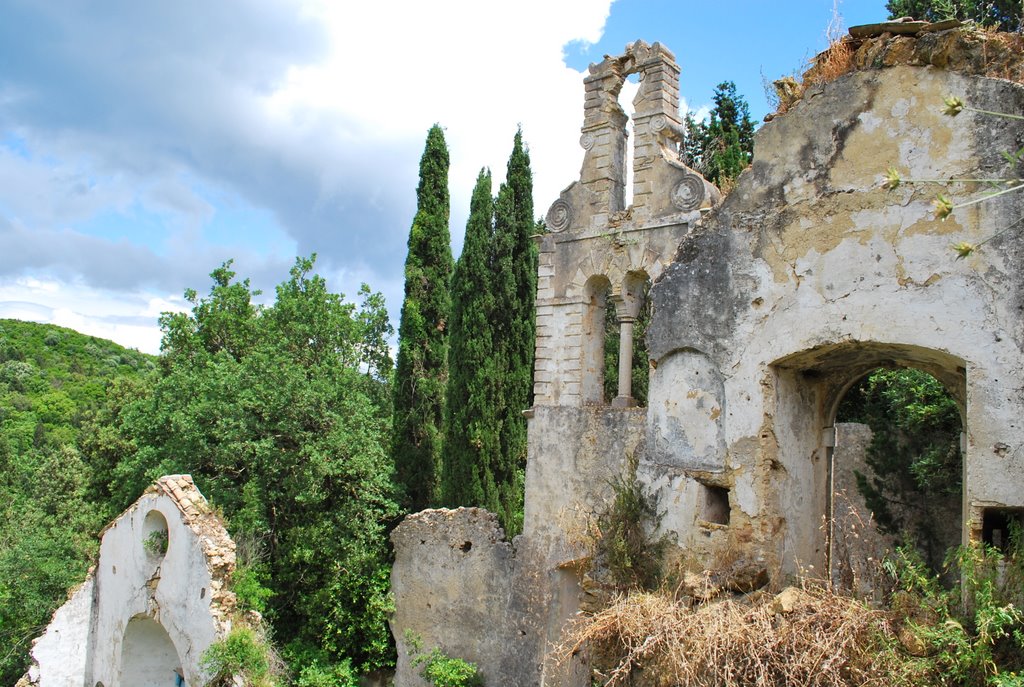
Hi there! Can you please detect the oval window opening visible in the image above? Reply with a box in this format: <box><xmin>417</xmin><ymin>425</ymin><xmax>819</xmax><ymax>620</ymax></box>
<box><xmin>142</xmin><ymin>509</ymin><xmax>170</xmax><ymax>564</ymax></box>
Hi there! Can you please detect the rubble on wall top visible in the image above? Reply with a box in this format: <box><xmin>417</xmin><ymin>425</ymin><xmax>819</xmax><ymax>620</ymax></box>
<box><xmin>848</xmin><ymin>17</ymin><xmax>963</xmax><ymax>38</ymax></box>
<box><xmin>150</xmin><ymin>474</ymin><xmax>201</xmax><ymax>515</ymax></box>
<box><xmin>145</xmin><ymin>474</ymin><xmax>236</xmax><ymax>579</ymax></box>
<box><xmin>836</xmin><ymin>22</ymin><xmax>1023</xmax><ymax>80</ymax></box>
<box><xmin>770</xmin><ymin>22</ymin><xmax>1024</xmax><ymax>118</ymax></box>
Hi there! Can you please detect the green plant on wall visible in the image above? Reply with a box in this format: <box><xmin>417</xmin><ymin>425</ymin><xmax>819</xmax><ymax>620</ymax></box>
<box><xmin>595</xmin><ymin>452</ymin><xmax>668</xmax><ymax>590</ymax></box>
<box><xmin>404</xmin><ymin>631</ymin><xmax>483</xmax><ymax>687</ymax></box>
<box><xmin>201</xmin><ymin>625</ymin><xmax>282</xmax><ymax>687</ymax></box>
<box><xmin>883</xmin><ymin>531</ymin><xmax>1024</xmax><ymax>685</ymax></box>
<box><xmin>143</xmin><ymin>529</ymin><xmax>168</xmax><ymax>556</ymax></box>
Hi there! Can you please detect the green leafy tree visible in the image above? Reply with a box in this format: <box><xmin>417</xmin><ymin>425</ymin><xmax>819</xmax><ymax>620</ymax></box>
<box><xmin>489</xmin><ymin>129</ymin><xmax>538</xmax><ymax>535</ymax></box>
<box><xmin>392</xmin><ymin>124</ymin><xmax>453</xmax><ymax>512</ymax></box>
<box><xmin>886</xmin><ymin>0</ymin><xmax>1021</xmax><ymax>30</ymax></box>
<box><xmin>101</xmin><ymin>257</ymin><xmax>399</xmax><ymax>675</ymax></box>
<box><xmin>682</xmin><ymin>81</ymin><xmax>755</xmax><ymax>187</ymax></box>
<box><xmin>441</xmin><ymin>169</ymin><xmax>499</xmax><ymax>510</ymax></box>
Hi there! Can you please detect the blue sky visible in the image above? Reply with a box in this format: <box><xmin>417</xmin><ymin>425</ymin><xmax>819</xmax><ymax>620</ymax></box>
<box><xmin>0</xmin><ymin>0</ymin><xmax>891</xmax><ymax>353</ymax></box>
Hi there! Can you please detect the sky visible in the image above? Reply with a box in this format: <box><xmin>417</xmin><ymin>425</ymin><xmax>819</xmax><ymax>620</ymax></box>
<box><xmin>0</xmin><ymin>0</ymin><xmax>891</xmax><ymax>354</ymax></box>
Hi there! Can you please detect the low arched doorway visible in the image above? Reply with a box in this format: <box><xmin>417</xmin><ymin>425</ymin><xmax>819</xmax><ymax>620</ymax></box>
<box><xmin>120</xmin><ymin>615</ymin><xmax>186</xmax><ymax>686</ymax></box>
<box><xmin>832</xmin><ymin>366</ymin><xmax>963</xmax><ymax>582</ymax></box>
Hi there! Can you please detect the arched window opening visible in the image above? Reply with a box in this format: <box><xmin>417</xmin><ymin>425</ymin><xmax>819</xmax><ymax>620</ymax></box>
<box><xmin>832</xmin><ymin>366</ymin><xmax>963</xmax><ymax>577</ymax></box>
<box><xmin>582</xmin><ymin>276</ymin><xmax>611</xmax><ymax>404</ymax></box>
<box><xmin>142</xmin><ymin>509</ymin><xmax>170</xmax><ymax>566</ymax></box>
<box><xmin>603</xmin><ymin>273</ymin><xmax>651</xmax><ymax>407</ymax></box>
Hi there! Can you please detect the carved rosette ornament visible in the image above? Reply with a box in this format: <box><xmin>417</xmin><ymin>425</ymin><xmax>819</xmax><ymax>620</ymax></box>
<box><xmin>579</xmin><ymin>132</ymin><xmax>596</xmax><ymax>151</ymax></box>
<box><xmin>546</xmin><ymin>199</ymin><xmax>574</xmax><ymax>233</ymax></box>
<box><xmin>671</xmin><ymin>174</ymin><xmax>706</xmax><ymax>212</ymax></box>
<box><xmin>649</xmin><ymin>114</ymin><xmax>668</xmax><ymax>132</ymax></box>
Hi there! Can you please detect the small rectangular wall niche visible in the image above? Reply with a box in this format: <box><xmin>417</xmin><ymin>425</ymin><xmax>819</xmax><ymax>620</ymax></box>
<box><xmin>982</xmin><ymin>507</ymin><xmax>1024</xmax><ymax>552</ymax></box>
<box><xmin>700</xmin><ymin>484</ymin><xmax>731</xmax><ymax>526</ymax></box>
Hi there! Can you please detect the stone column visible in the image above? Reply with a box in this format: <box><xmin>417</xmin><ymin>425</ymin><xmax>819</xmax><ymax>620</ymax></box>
<box><xmin>580</xmin><ymin>56</ymin><xmax>628</xmax><ymax>218</ymax></box>
<box><xmin>614</xmin><ymin>314</ymin><xmax>637</xmax><ymax>407</ymax></box>
<box><xmin>612</xmin><ymin>292</ymin><xmax>642</xmax><ymax>408</ymax></box>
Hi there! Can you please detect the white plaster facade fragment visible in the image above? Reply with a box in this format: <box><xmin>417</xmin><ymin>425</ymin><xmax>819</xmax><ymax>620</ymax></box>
<box><xmin>19</xmin><ymin>475</ymin><xmax>236</xmax><ymax>687</ymax></box>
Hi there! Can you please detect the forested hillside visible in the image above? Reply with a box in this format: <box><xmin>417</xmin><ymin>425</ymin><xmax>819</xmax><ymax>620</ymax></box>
<box><xmin>0</xmin><ymin>319</ymin><xmax>155</xmax><ymax>683</ymax></box>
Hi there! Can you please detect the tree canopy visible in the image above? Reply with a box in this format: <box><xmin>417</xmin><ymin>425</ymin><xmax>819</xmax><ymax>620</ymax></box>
<box><xmin>99</xmin><ymin>257</ymin><xmax>399</xmax><ymax>675</ymax></box>
<box><xmin>440</xmin><ymin>131</ymin><xmax>537</xmax><ymax>535</ymax></box>
<box><xmin>887</xmin><ymin>0</ymin><xmax>1021</xmax><ymax>30</ymax></box>
<box><xmin>0</xmin><ymin>320</ymin><xmax>155</xmax><ymax>683</ymax></box>
<box><xmin>683</xmin><ymin>81</ymin><xmax>755</xmax><ymax>188</ymax></box>
<box><xmin>441</xmin><ymin>169</ymin><xmax>499</xmax><ymax>512</ymax></box>
<box><xmin>488</xmin><ymin>129</ymin><xmax>538</xmax><ymax>534</ymax></box>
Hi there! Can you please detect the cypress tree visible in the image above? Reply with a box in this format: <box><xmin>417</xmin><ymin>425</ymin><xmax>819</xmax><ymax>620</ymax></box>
<box><xmin>441</xmin><ymin>169</ymin><xmax>500</xmax><ymax>510</ymax></box>
<box><xmin>392</xmin><ymin>124</ymin><xmax>453</xmax><ymax>511</ymax></box>
<box><xmin>489</xmin><ymin>129</ymin><xmax>538</xmax><ymax>534</ymax></box>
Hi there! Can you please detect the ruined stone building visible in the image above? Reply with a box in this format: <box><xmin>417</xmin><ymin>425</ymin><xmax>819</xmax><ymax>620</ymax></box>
<box><xmin>392</xmin><ymin>24</ymin><xmax>1024</xmax><ymax>687</ymax></box>
<box><xmin>19</xmin><ymin>476</ymin><xmax>236</xmax><ymax>687</ymax></box>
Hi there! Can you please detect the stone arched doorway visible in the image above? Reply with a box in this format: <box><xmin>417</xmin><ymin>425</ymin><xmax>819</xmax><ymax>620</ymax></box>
<box><xmin>831</xmin><ymin>366</ymin><xmax>963</xmax><ymax>585</ymax></box>
<box><xmin>120</xmin><ymin>615</ymin><xmax>186</xmax><ymax>687</ymax></box>
<box><xmin>771</xmin><ymin>342</ymin><xmax>966</xmax><ymax>579</ymax></box>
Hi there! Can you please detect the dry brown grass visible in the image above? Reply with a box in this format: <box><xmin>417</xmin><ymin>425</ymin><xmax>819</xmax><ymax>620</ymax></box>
<box><xmin>804</xmin><ymin>38</ymin><xmax>856</xmax><ymax>88</ymax></box>
<box><xmin>557</xmin><ymin>583</ymin><xmax>922</xmax><ymax>687</ymax></box>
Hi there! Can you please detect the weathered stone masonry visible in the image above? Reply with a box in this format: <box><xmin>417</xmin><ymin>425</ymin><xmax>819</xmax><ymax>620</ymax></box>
<box><xmin>392</xmin><ymin>28</ymin><xmax>1024</xmax><ymax>687</ymax></box>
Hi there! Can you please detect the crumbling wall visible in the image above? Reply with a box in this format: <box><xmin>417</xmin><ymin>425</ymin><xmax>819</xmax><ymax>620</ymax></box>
<box><xmin>390</xmin><ymin>509</ymin><xmax>527</xmax><ymax>687</ymax></box>
<box><xmin>829</xmin><ymin>422</ymin><xmax>894</xmax><ymax>596</ymax></box>
<box><xmin>20</xmin><ymin>475</ymin><xmax>235</xmax><ymax>687</ymax></box>
<box><xmin>648</xmin><ymin>51</ymin><xmax>1024</xmax><ymax>577</ymax></box>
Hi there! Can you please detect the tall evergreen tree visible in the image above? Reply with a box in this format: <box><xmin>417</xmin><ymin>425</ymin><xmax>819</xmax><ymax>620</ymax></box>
<box><xmin>887</xmin><ymin>0</ymin><xmax>1021</xmax><ymax>30</ymax></box>
<box><xmin>392</xmin><ymin>125</ymin><xmax>453</xmax><ymax>511</ymax></box>
<box><xmin>441</xmin><ymin>169</ymin><xmax>499</xmax><ymax>510</ymax></box>
<box><xmin>682</xmin><ymin>81</ymin><xmax>755</xmax><ymax>187</ymax></box>
<box><xmin>489</xmin><ymin>129</ymin><xmax>538</xmax><ymax>534</ymax></box>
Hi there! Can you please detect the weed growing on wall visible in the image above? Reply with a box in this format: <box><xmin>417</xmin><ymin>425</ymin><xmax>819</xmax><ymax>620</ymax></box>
<box><xmin>404</xmin><ymin>631</ymin><xmax>483</xmax><ymax>687</ymax></box>
<box><xmin>592</xmin><ymin>453</ymin><xmax>669</xmax><ymax>591</ymax></box>
<box><xmin>143</xmin><ymin>529</ymin><xmax>168</xmax><ymax>556</ymax></box>
<box><xmin>884</xmin><ymin>536</ymin><xmax>1024</xmax><ymax>685</ymax></box>
<box><xmin>201</xmin><ymin>623</ymin><xmax>285</xmax><ymax>687</ymax></box>
<box><xmin>884</xmin><ymin>94</ymin><xmax>1024</xmax><ymax>258</ymax></box>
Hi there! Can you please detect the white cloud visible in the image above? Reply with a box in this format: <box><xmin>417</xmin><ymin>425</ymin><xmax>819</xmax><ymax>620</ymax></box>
<box><xmin>0</xmin><ymin>276</ymin><xmax>187</xmax><ymax>354</ymax></box>
<box><xmin>269</xmin><ymin>0</ymin><xmax>615</xmax><ymax>242</ymax></box>
<box><xmin>0</xmin><ymin>0</ymin><xmax>619</xmax><ymax>350</ymax></box>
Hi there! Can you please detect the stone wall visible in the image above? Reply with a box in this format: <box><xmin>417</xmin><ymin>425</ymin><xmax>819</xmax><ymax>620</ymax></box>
<box><xmin>392</xmin><ymin>26</ymin><xmax>1024</xmax><ymax>687</ymax></box>
<box><xmin>648</xmin><ymin>55</ymin><xmax>1024</xmax><ymax>577</ymax></box>
<box><xmin>390</xmin><ymin>509</ymin><xmax>522</xmax><ymax>687</ymax></box>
